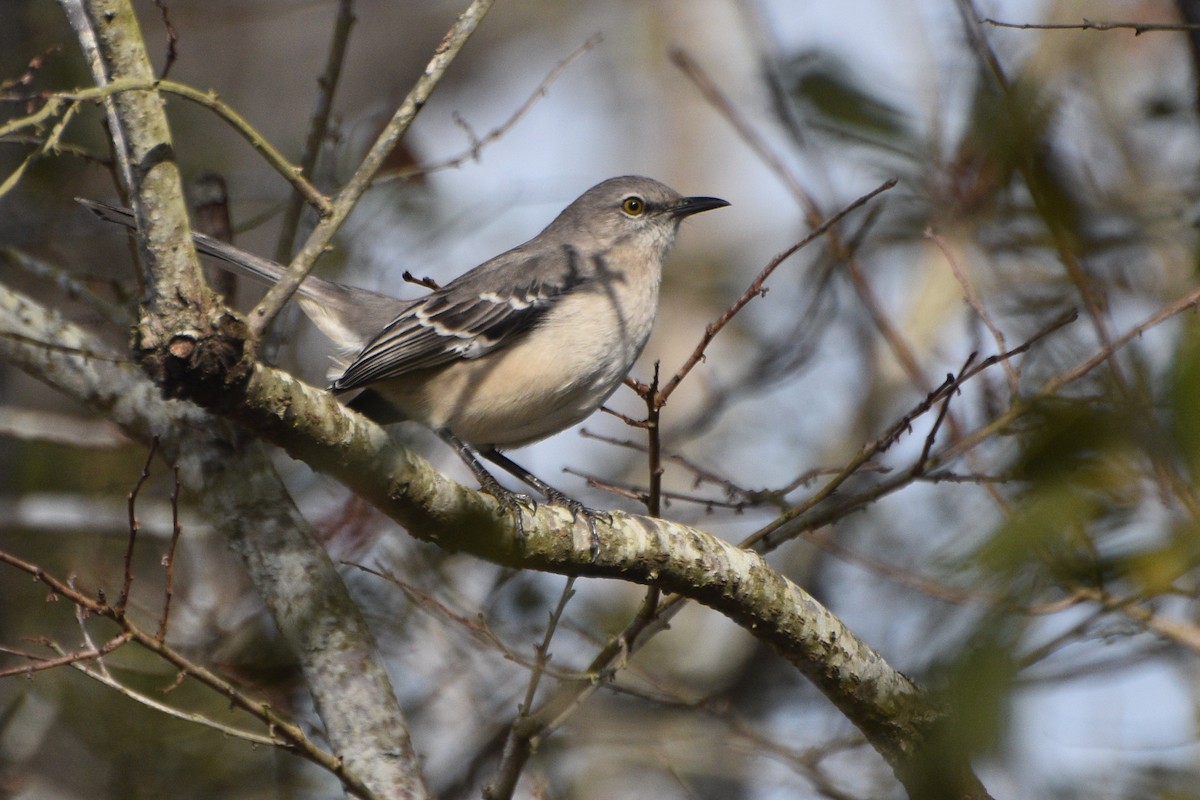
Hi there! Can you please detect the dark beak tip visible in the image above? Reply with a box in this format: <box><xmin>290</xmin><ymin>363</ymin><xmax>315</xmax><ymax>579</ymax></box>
<box><xmin>678</xmin><ymin>196</ymin><xmax>731</xmax><ymax>216</ymax></box>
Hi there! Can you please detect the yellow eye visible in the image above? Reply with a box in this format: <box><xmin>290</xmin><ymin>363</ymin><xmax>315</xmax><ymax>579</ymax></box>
<box><xmin>621</xmin><ymin>196</ymin><xmax>645</xmax><ymax>216</ymax></box>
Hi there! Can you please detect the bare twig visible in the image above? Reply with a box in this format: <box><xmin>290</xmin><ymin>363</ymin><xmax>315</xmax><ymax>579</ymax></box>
<box><xmin>150</xmin><ymin>0</ymin><xmax>178</xmax><ymax>79</ymax></box>
<box><xmin>955</xmin><ymin>0</ymin><xmax>1126</xmax><ymax>387</ymax></box>
<box><xmin>580</xmin><ymin>428</ymin><xmax>763</xmax><ymax>505</ymax></box>
<box><xmin>119</xmin><ymin>436</ymin><xmax>158</xmax><ymax>616</ymax></box>
<box><xmin>671</xmin><ymin>45</ymin><xmax>929</xmax><ymax>392</ymax></box>
<box><xmin>488</xmin><ymin>573</ymin><xmax>585</xmax><ymax>800</ymax></box>
<box><xmin>746</xmin><ymin>311</ymin><xmax>1076</xmax><ymax>551</ymax></box>
<box><xmin>915</xmin><ymin>353</ymin><xmax>977</xmax><ymax>475</ymax></box>
<box><xmin>389</xmin><ymin>33</ymin><xmax>603</xmax><ymax>183</ymax></box>
<box><xmin>925</xmin><ymin>228</ymin><xmax>1019</xmax><ymax>394</ymax></box>
<box><xmin>0</xmin><ymin>93</ymin><xmax>80</xmax><ymax>199</ymax></box>
<box><xmin>156</xmin><ymin>463</ymin><xmax>183</xmax><ymax>642</ymax></box>
<box><xmin>0</xmin><ymin>634</ymin><xmax>129</xmax><ymax>678</ymax></box>
<box><xmin>1047</xmin><ymin>281</ymin><xmax>1200</xmax><ymax>393</ymax></box>
<box><xmin>250</xmin><ymin>0</ymin><xmax>496</xmax><ymax>337</ymax></box>
<box><xmin>0</xmin><ymin>330</ymin><xmax>133</xmax><ymax>362</ymax></box>
<box><xmin>658</xmin><ymin>178</ymin><xmax>896</xmax><ymax>404</ymax></box>
<box><xmin>0</xmin><ymin>45</ymin><xmax>63</xmax><ymax>98</ymax></box>
<box><xmin>641</xmin><ymin>363</ymin><xmax>664</xmax><ymax>517</ymax></box>
<box><xmin>0</xmin><ymin>546</ymin><xmax>380</xmax><ymax>799</ymax></box>
<box><xmin>670</xmin><ymin>47</ymin><xmax>812</xmax><ymax>216</ymax></box>
<box><xmin>803</xmin><ymin>528</ymin><xmax>981</xmax><ymax>604</ymax></box>
<box><xmin>0</xmin><ymin>79</ymin><xmax>330</xmax><ymax>211</ymax></box>
<box><xmin>345</xmin><ymin>562</ymin><xmax>587</xmax><ymax>677</ymax></box>
<box><xmin>980</xmin><ymin>17</ymin><xmax>1200</xmax><ymax>34</ymax></box>
<box><xmin>3</xmin><ymin>247</ymin><xmax>131</xmax><ymax>327</ymax></box>
<box><xmin>524</xmin><ymin>577</ymin><xmax>576</xmax><ymax>712</ymax></box>
<box><xmin>402</xmin><ymin>270</ymin><xmax>440</xmax><ymax>290</ymax></box>
<box><xmin>600</xmin><ymin>400</ymin><xmax>654</xmax><ymax>429</ymax></box>
<box><xmin>275</xmin><ymin>0</ymin><xmax>356</xmax><ymax>262</ymax></box>
<box><xmin>564</xmin><ymin>467</ymin><xmax>754</xmax><ymax>512</ymax></box>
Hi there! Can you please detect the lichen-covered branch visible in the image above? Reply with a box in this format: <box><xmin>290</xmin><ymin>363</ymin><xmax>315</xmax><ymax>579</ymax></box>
<box><xmin>0</xmin><ymin>282</ymin><xmax>429</xmax><ymax>800</ymax></box>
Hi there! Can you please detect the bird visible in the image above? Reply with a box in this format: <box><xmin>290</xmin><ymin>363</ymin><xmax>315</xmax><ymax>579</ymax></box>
<box><xmin>82</xmin><ymin>176</ymin><xmax>729</xmax><ymax>551</ymax></box>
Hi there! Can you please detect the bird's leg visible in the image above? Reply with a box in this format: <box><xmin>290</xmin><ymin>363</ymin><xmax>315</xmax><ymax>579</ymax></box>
<box><xmin>438</xmin><ymin>431</ymin><xmax>535</xmax><ymax>540</ymax></box>
<box><xmin>479</xmin><ymin>447</ymin><xmax>609</xmax><ymax>560</ymax></box>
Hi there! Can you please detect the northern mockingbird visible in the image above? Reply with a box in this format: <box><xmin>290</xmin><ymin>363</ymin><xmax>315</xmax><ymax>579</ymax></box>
<box><xmin>82</xmin><ymin>176</ymin><xmax>728</xmax><ymax>547</ymax></box>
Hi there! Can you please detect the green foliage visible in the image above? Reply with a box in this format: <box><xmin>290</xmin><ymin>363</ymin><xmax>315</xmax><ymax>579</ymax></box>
<box><xmin>976</xmin><ymin>398</ymin><xmax>1141</xmax><ymax>587</ymax></box>
<box><xmin>782</xmin><ymin>49</ymin><xmax>912</xmax><ymax>144</ymax></box>
<box><xmin>1169</xmin><ymin>318</ymin><xmax>1200</xmax><ymax>483</ymax></box>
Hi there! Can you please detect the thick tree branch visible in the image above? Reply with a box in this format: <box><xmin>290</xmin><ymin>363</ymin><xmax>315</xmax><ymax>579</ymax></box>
<box><xmin>0</xmin><ymin>282</ymin><xmax>429</xmax><ymax>800</ymax></box>
<box><xmin>0</xmin><ymin>275</ymin><xmax>982</xmax><ymax>794</ymax></box>
<box><xmin>59</xmin><ymin>2</ymin><xmax>429</xmax><ymax>796</ymax></box>
<box><xmin>67</xmin><ymin>0</ymin><xmax>217</xmax><ymax>330</ymax></box>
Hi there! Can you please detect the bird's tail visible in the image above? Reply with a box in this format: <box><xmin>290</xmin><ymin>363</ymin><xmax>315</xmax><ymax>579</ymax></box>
<box><xmin>77</xmin><ymin>198</ymin><xmax>406</xmax><ymax>349</ymax></box>
<box><xmin>78</xmin><ymin>198</ymin><xmax>299</xmax><ymax>290</ymax></box>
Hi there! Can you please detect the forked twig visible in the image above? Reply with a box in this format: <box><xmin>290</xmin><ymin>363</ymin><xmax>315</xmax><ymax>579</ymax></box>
<box><xmin>392</xmin><ymin>34</ymin><xmax>604</xmax><ymax>180</ymax></box>
<box><xmin>0</xmin><ymin>547</ymin><xmax>379</xmax><ymax>799</ymax></box>
<box><xmin>156</xmin><ymin>463</ymin><xmax>183</xmax><ymax>642</ymax></box>
<box><xmin>119</xmin><ymin>436</ymin><xmax>159</xmax><ymax>616</ymax></box>
<box><xmin>658</xmin><ymin>178</ymin><xmax>896</xmax><ymax>404</ymax></box>
<box><xmin>249</xmin><ymin>0</ymin><xmax>497</xmax><ymax>337</ymax></box>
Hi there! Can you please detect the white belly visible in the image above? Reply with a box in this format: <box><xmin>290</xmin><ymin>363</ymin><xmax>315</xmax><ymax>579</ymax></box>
<box><xmin>375</xmin><ymin>273</ymin><xmax>662</xmax><ymax>448</ymax></box>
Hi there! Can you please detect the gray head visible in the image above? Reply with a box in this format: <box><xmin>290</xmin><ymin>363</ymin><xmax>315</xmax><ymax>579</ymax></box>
<box><xmin>542</xmin><ymin>176</ymin><xmax>728</xmax><ymax>250</ymax></box>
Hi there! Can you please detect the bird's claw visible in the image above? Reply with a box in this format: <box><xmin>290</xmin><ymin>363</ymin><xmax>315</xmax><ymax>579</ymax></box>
<box><xmin>544</xmin><ymin>489</ymin><xmax>609</xmax><ymax>561</ymax></box>
<box><xmin>482</xmin><ymin>479</ymin><xmax>607</xmax><ymax>561</ymax></box>
<box><xmin>480</xmin><ymin>480</ymin><xmax>537</xmax><ymax>542</ymax></box>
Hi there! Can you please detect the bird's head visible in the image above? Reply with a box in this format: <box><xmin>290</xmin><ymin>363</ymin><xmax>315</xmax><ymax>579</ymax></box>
<box><xmin>547</xmin><ymin>175</ymin><xmax>728</xmax><ymax>252</ymax></box>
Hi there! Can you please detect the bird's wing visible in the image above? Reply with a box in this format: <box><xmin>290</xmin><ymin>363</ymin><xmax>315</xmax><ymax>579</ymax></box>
<box><xmin>330</xmin><ymin>253</ymin><xmax>580</xmax><ymax>391</ymax></box>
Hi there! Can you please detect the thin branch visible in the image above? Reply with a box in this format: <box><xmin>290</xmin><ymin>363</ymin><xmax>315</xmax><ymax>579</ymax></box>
<box><xmin>487</xmin><ymin>576</ymin><xmax>578</xmax><ymax>798</ymax></box>
<box><xmin>1</xmin><ymin>79</ymin><xmax>329</xmax><ymax>212</ymax></box>
<box><xmin>580</xmin><ymin>428</ymin><xmax>765</xmax><ymax>505</ymax></box>
<box><xmin>980</xmin><ymin>17</ymin><xmax>1200</xmax><ymax>34</ymax></box>
<box><xmin>0</xmin><ymin>407</ymin><xmax>128</xmax><ymax>448</ymax></box>
<box><xmin>1087</xmin><ymin>588</ymin><xmax>1200</xmax><ymax>655</ymax></box>
<box><xmin>64</xmin><ymin>651</ymin><xmax>282</xmax><ymax>746</ymax></box>
<box><xmin>156</xmin><ymin>463</ymin><xmax>183</xmax><ymax>642</ymax></box>
<box><xmin>402</xmin><ymin>270</ymin><xmax>440</xmax><ymax>290</ymax></box>
<box><xmin>150</xmin><ymin>0</ymin><xmax>178</xmax><ymax>79</ymax></box>
<box><xmin>275</xmin><ymin>0</ymin><xmax>356</xmax><ymax>262</ymax></box>
<box><xmin>955</xmin><ymin>0</ymin><xmax>1128</xmax><ymax>390</ymax></box>
<box><xmin>658</xmin><ymin>178</ymin><xmax>896</xmax><ymax>403</ymax></box>
<box><xmin>802</xmin><ymin>528</ymin><xmax>980</xmax><ymax>604</ymax></box>
<box><xmin>118</xmin><ymin>436</ymin><xmax>159</xmax><ymax>616</ymax></box>
<box><xmin>523</xmin><ymin>577</ymin><xmax>576</xmax><ymax>712</ymax></box>
<box><xmin>3</xmin><ymin>246</ymin><xmax>132</xmax><ymax>326</ymax></box>
<box><xmin>914</xmin><ymin>354</ymin><xmax>976</xmax><ymax>475</ymax></box>
<box><xmin>0</xmin><ymin>546</ymin><xmax>381</xmax><ymax>800</ymax></box>
<box><xmin>925</xmin><ymin>228</ymin><xmax>1019</xmax><ymax>394</ymax></box>
<box><xmin>564</xmin><ymin>468</ymin><xmax>753</xmax><ymax>512</ymax></box>
<box><xmin>249</xmin><ymin>0</ymin><xmax>496</xmax><ymax>337</ymax></box>
<box><xmin>642</xmin><ymin>363</ymin><xmax>664</xmax><ymax>517</ymax></box>
<box><xmin>392</xmin><ymin>33</ymin><xmax>603</xmax><ymax>180</ymax></box>
<box><xmin>670</xmin><ymin>46</ymin><xmax>813</xmax><ymax>216</ymax></box>
<box><xmin>0</xmin><ymin>93</ymin><xmax>80</xmax><ymax>199</ymax></box>
<box><xmin>746</xmin><ymin>312</ymin><xmax>1076</xmax><ymax>551</ymax></box>
<box><xmin>1046</xmin><ymin>280</ymin><xmax>1200</xmax><ymax>393</ymax></box>
<box><xmin>0</xmin><ymin>634</ymin><xmax>129</xmax><ymax>678</ymax></box>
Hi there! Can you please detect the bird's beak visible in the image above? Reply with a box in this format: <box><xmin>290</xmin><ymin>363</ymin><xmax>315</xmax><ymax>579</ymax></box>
<box><xmin>672</xmin><ymin>196</ymin><xmax>730</xmax><ymax>217</ymax></box>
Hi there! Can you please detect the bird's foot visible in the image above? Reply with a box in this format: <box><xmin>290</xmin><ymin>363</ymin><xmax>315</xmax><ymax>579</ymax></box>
<box><xmin>543</xmin><ymin>488</ymin><xmax>611</xmax><ymax>561</ymax></box>
<box><xmin>478</xmin><ymin>475</ymin><xmax>537</xmax><ymax>541</ymax></box>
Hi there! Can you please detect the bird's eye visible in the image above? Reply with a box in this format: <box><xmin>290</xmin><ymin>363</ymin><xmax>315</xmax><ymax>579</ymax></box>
<box><xmin>621</xmin><ymin>196</ymin><xmax>645</xmax><ymax>216</ymax></box>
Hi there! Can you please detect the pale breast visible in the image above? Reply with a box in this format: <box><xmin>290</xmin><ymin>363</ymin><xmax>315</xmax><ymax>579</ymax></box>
<box><xmin>372</xmin><ymin>256</ymin><xmax>664</xmax><ymax>448</ymax></box>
